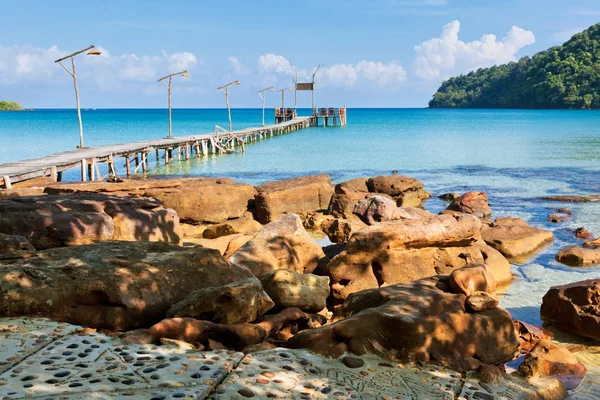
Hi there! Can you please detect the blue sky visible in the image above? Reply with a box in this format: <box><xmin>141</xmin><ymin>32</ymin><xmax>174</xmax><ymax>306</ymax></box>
<box><xmin>1</xmin><ymin>0</ymin><xmax>599</xmax><ymax>108</ymax></box>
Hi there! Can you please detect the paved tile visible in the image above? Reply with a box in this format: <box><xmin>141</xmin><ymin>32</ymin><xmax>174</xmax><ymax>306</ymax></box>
<box><xmin>211</xmin><ymin>348</ymin><xmax>462</xmax><ymax>400</ymax></box>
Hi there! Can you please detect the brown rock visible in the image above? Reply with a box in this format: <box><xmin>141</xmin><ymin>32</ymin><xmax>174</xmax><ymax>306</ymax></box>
<box><xmin>438</xmin><ymin>192</ymin><xmax>461</xmax><ymax>202</ymax></box>
<box><xmin>289</xmin><ymin>279</ymin><xmax>521</xmax><ymax>372</ymax></box>
<box><xmin>540</xmin><ymin>194</ymin><xmax>600</xmax><ymax>203</ymax></box>
<box><xmin>547</xmin><ymin>212</ymin><xmax>570</xmax><ymax>224</ymax></box>
<box><xmin>229</xmin><ymin>214</ymin><xmax>325</xmax><ymax>278</ymax></box>
<box><xmin>541</xmin><ymin>279</ymin><xmax>600</xmax><ymax>340</ymax></box>
<box><xmin>0</xmin><ymin>241</ymin><xmax>252</xmax><ymax>330</ymax></box>
<box><xmin>44</xmin><ymin>177</ymin><xmax>234</xmax><ymax>194</ymax></box>
<box><xmin>366</xmin><ymin>175</ymin><xmax>424</xmax><ymax>197</ymax></box>
<box><xmin>328</xmin><ymin>181</ymin><xmax>372</xmax><ymax>220</ymax></box>
<box><xmin>322</xmin><ymin>218</ymin><xmax>367</xmax><ymax>244</ymax></box>
<box><xmin>446</xmin><ymin>191</ymin><xmax>492</xmax><ymax>220</ymax></box>
<box><xmin>450</xmin><ymin>265</ymin><xmax>497</xmax><ymax>296</ymax></box>
<box><xmin>481</xmin><ymin>217</ymin><xmax>553</xmax><ymax>259</ymax></box>
<box><xmin>254</xmin><ymin>175</ymin><xmax>334</xmax><ymax>224</ymax></box>
<box><xmin>0</xmin><ymin>188</ymin><xmax>45</xmax><ymax>198</ymax></box>
<box><xmin>0</xmin><ymin>233</ymin><xmax>35</xmax><ymax>260</ymax></box>
<box><xmin>186</xmin><ymin>234</ymin><xmax>254</xmax><ymax>257</ymax></box>
<box><xmin>325</xmin><ymin>213</ymin><xmax>512</xmax><ymax>303</ymax></box>
<box><xmin>555</xmin><ymin>246</ymin><xmax>600</xmax><ymax>266</ymax></box>
<box><xmin>352</xmin><ymin>196</ymin><xmax>432</xmax><ymax>225</ymax></box>
<box><xmin>583</xmin><ymin>237</ymin><xmax>600</xmax><ymax>248</ymax></box>
<box><xmin>0</xmin><ymin>194</ymin><xmax>182</xmax><ymax>249</ymax></box>
<box><xmin>466</xmin><ymin>291</ymin><xmax>499</xmax><ymax>312</ymax></box>
<box><xmin>202</xmin><ymin>212</ymin><xmax>262</xmax><ymax>239</ymax></box>
<box><xmin>514</xmin><ymin>320</ymin><xmax>554</xmax><ymax>353</ymax></box>
<box><xmin>342</xmin><ymin>356</ymin><xmax>365</xmax><ymax>368</ymax></box>
<box><xmin>575</xmin><ymin>227</ymin><xmax>594</xmax><ymax>240</ymax></box>
<box><xmin>260</xmin><ymin>269</ymin><xmax>330</xmax><ymax>313</ymax></box>
<box><xmin>166</xmin><ymin>277</ymin><xmax>274</xmax><ymax>324</ymax></box>
<box><xmin>518</xmin><ymin>339</ymin><xmax>586</xmax><ymax>378</ymax></box>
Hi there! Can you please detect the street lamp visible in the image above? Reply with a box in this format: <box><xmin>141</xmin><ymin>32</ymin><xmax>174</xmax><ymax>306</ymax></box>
<box><xmin>158</xmin><ymin>70</ymin><xmax>190</xmax><ymax>138</ymax></box>
<box><xmin>54</xmin><ymin>45</ymin><xmax>102</xmax><ymax>148</ymax></box>
<box><xmin>312</xmin><ymin>64</ymin><xmax>323</xmax><ymax>112</ymax></box>
<box><xmin>218</xmin><ymin>80</ymin><xmax>240</xmax><ymax>131</ymax></box>
<box><xmin>257</xmin><ymin>87</ymin><xmax>275</xmax><ymax>126</ymax></box>
<box><xmin>277</xmin><ymin>87</ymin><xmax>292</xmax><ymax>122</ymax></box>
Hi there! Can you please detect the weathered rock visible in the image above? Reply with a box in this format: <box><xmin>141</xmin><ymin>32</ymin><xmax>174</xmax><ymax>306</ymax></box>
<box><xmin>548</xmin><ymin>212</ymin><xmax>570</xmax><ymax>223</ymax></box>
<box><xmin>327</xmin><ymin>179</ymin><xmax>371</xmax><ymax>220</ymax></box>
<box><xmin>185</xmin><ymin>234</ymin><xmax>254</xmax><ymax>257</ymax></box>
<box><xmin>481</xmin><ymin>217</ymin><xmax>553</xmax><ymax>259</ymax></box>
<box><xmin>166</xmin><ymin>277</ymin><xmax>274</xmax><ymax>324</ymax></box>
<box><xmin>540</xmin><ymin>194</ymin><xmax>600</xmax><ymax>203</ymax></box>
<box><xmin>261</xmin><ymin>269</ymin><xmax>329</xmax><ymax>313</ymax></box>
<box><xmin>44</xmin><ymin>177</ymin><xmax>234</xmax><ymax>194</ymax></box>
<box><xmin>303</xmin><ymin>211</ymin><xmax>335</xmax><ymax>231</ymax></box>
<box><xmin>202</xmin><ymin>212</ymin><xmax>262</xmax><ymax>239</ymax></box>
<box><xmin>438</xmin><ymin>192</ymin><xmax>461</xmax><ymax>202</ymax></box>
<box><xmin>181</xmin><ymin>222</ymin><xmax>209</xmax><ymax>238</ymax></box>
<box><xmin>575</xmin><ymin>227</ymin><xmax>594</xmax><ymax>240</ymax></box>
<box><xmin>555</xmin><ymin>245</ymin><xmax>600</xmax><ymax>266</ymax></box>
<box><xmin>0</xmin><ymin>194</ymin><xmax>182</xmax><ymax>249</ymax></box>
<box><xmin>446</xmin><ymin>191</ymin><xmax>492</xmax><ymax>220</ymax></box>
<box><xmin>583</xmin><ymin>237</ymin><xmax>600</xmax><ymax>248</ymax></box>
<box><xmin>229</xmin><ymin>214</ymin><xmax>325</xmax><ymax>278</ymax></box>
<box><xmin>466</xmin><ymin>291</ymin><xmax>499</xmax><ymax>312</ymax></box>
<box><xmin>145</xmin><ymin>182</ymin><xmax>256</xmax><ymax>224</ymax></box>
<box><xmin>514</xmin><ymin>320</ymin><xmax>554</xmax><ymax>353</ymax></box>
<box><xmin>518</xmin><ymin>339</ymin><xmax>586</xmax><ymax>379</ymax></box>
<box><xmin>450</xmin><ymin>264</ymin><xmax>497</xmax><ymax>296</ymax></box>
<box><xmin>352</xmin><ymin>196</ymin><xmax>432</xmax><ymax>225</ymax></box>
<box><xmin>0</xmin><ymin>187</ymin><xmax>45</xmax><ymax>198</ymax></box>
<box><xmin>321</xmin><ymin>217</ymin><xmax>367</xmax><ymax>244</ymax></box>
<box><xmin>254</xmin><ymin>175</ymin><xmax>334</xmax><ymax>224</ymax></box>
<box><xmin>325</xmin><ymin>213</ymin><xmax>512</xmax><ymax>302</ymax></box>
<box><xmin>366</xmin><ymin>175</ymin><xmax>424</xmax><ymax>197</ymax></box>
<box><xmin>541</xmin><ymin>279</ymin><xmax>600</xmax><ymax>340</ymax></box>
<box><xmin>0</xmin><ymin>242</ymin><xmax>253</xmax><ymax>330</ymax></box>
<box><xmin>289</xmin><ymin>279</ymin><xmax>521</xmax><ymax>372</ymax></box>
<box><xmin>0</xmin><ymin>234</ymin><xmax>35</xmax><ymax>260</ymax></box>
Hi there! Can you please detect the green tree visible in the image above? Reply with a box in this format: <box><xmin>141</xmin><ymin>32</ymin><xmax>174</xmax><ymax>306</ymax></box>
<box><xmin>0</xmin><ymin>100</ymin><xmax>23</xmax><ymax>111</ymax></box>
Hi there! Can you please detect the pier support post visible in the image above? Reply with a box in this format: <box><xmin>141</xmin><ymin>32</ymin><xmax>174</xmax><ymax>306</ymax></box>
<box><xmin>141</xmin><ymin>152</ymin><xmax>147</xmax><ymax>174</ymax></box>
<box><xmin>50</xmin><ymin>166</ymin><xmax>58</xmax><ymax>182</ymax></box>
<box><xmin>202</xmin><ymin>140</ymin><xmax>208</xmax><ymax>156</ymax></box>
<box><xmin>194</xmin><ymin>142</ymin><xmax>201</xmax><ymax>157</ymax></box>
<box><xmin>81</xmin><ymin>159</ymin><xmax>87</xmax><ymax>182</ymax></box>
<box><xmin>125</xmin><ymin>156</ymin><xmax>131</xmax><ymax>178</ymax></box>
<box><xmin>184</xmin><ymin>145</ymin><xmax>189</xmax><ymax>160</ymax></box>
<box><xmin>156</xmin><ymin>148</ymin><xmax>160</xmax><ymax>162</ymax></box>
<box><xmin>2</xmin><ymin>176</ymin><xmax>11</xmax><ymax>190</ymax></box>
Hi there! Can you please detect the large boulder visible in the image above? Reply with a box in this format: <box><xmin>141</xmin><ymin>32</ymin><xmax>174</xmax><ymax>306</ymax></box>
<box><xmin>0</xmin><ymin>241</ymin><xmax>253</xmax><ymax>330</ymax></box>
<box><xmin>202</xmin><ymin>212</ymin><xmax>262</xmax><ymax>239</ymax></box>
<box><xmin>43</xmin><ymin>177</ymin><xmax>234</xmax><ymax>194</ymax></box>
<box><xmin>328</xmin><ymin>178</ymin><xmax>371</xmax><ymax>220</ymax></box>
<box><xmin>166</xmin><ymin>277</ymin><xmax>274</xmax><ymax>324</ymax></box>
<box><xmin>0</xmin><ymin>233</ymin><xmax>35</xmax><ymax>260</ymax></box>
<box><xmin>0</xmin><ymin>195</ymin><xmax>182</xmax><ymax>249</ymax></box>
<box><xmin>446</xmin><ymin>191</ymin><xmax>492</xmax><ymax>220</ymax></box>
<box><xmin>254</xmin><ymin>175</ymin><xmax>334</xmax><ymax>224</ymax></box>
<box><xmin>367</xmin><ymin>175</ymin><xmax>430</xmax><ymax>207</ymax></box>
<box><xmin>449</xmin><ymin>264</ymin><xmax>497</xmax><ymax>296</ymax></box>
<box><xmin>229</xmin><ymin>214</ymin><xmax>326</xmax><ymax>278</ymax></box>
<box><xmin>555</xmin><ymin>246</ymin><xmax>600</xmax><ymax>266</ymax></box>
<box><xmin>261</xmin><ymin>269</ymin><xmax>330</xmax><ymax>313</ymax></box>
<box><xmin>518</xmin><ymin>339</ymin><xmax>586</xmax><ymax>379</ymax></box>
<box><xmin>289</xmin><ymin>279</ymin><xmax>521</xmax><ymax>372</ymax></box>
<box><xmin>352</xmin><ymin>196</ymin><xmax>432</xmax><ymax>225</ymax></box>
<box><xmin>325</xmin><ymin>213</ymin><xmax>512</xmax><ymax>303</ymax></box>
<box><xmin>321</xmin><ymin>217</ymin><xmax>367</xmax><ymax>244</ymax></box>
<box><xmin>482</xmin><ymin>217</ymin><xmax>554</xmax><ymax>259</ymax></box>
<box><xmin>541</xmin><ymin>279</ymin><xmax>600</xmax><ymax>340</ymax></box>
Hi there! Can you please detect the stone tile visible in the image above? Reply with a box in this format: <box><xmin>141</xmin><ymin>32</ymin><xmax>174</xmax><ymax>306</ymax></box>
<box><xmin>210</xmin><ymin>348</ymin><xmax>462</xmax><ymax>400</ymax></box>
<box><xmin>457</xmin><ymin>371</ymin><xmax>566</xmax><ymax>400</ymax></box>
<box><xmin>0</xmin><ymin>330</ymin><xmax>243</xmax><ymax>399</ymax></box>
<box><xmin>0</xmin><ymin>317</ymin><xmax>82</xmax><ymax>373</ymax></box>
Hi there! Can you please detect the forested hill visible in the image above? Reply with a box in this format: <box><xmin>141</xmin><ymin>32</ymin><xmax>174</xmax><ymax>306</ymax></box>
<box><xmin>429</xmin><ymin>23</ymin><xmax>600</xmax><ymax>109</ymax></box>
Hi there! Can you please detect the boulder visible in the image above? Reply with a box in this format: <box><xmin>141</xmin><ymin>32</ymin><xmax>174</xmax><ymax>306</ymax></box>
<box><xmin>254</xmin><ymin>175</ymin><xmax>334</xmax><ymax>224</ymax></box>
<box><xmin>450</xmin><ymin>265</ymin><xmax>497</xmax><ymax>296</ymax></box>
<box><xmin>261</xmin><ymin>269</ymin><xmax>330</xmax><ymax>313</ymax></box>
<box><xmin>518</xmin><ymin>339</ymin><xmax>586</xmax><ymax>379</ymax></box>
<box><xmin>229</xmin><ymin>214</ymin><xmax>325</xmax><ymax>278</ymax></box>
<box><xmin>43</xmin><ymin>177</ymin><xmax>235</xmax><ymax>194</ymax></box>
<box><xmin>325</xmin><ymin>213</ymin><xmax>512</xmax><ymax>303</ymax></box>
<box><xmin>446</xmin><ymin>191</ymin><xmax>492</xmax><ymax>220</ymax></box>
<box><xmin>438</xmin><ymin>192</ymin><xmax>461</xmax><ymax>202</ymax></box>
<box><xmin>481</xmin><ymin>217</ymin><xmax>553</xmax><ymax>259</ymax></box>
<box><xmin>575</xmin><ymin>227</ymin><xmax>594</xmax><ymax>240</ymax></box>
<box><xmin>0</xmin><ymin>194</ymin><xmax>182</xmax><ymax>249</ymax></box>
<box><xmin>541</xmin><ymin>279</ymin><xmax>600</xmax><ymax>340</ymax></box>
<box><xmin>555</xmin><ymin>246</ymin><xmax>600</xmax><ymax>266</ymax></box>
<box><xmin>548</xmin><ymin>212</ymin><xmax>570</xmax><ymax>223</ymax></box>
<box><xmin>321</xmin><ymin>218</ymin><xmax>367</xmax><ymax>244</ymax></box>
<box><xmin>327</xmin><ymin>179</ymin><xmax>371</xmax><ymax>220</ymax></box>
<box><xmin>583</xmin><ymin>237</ymin><xmax>600</xmax><ymax>248</ymax></box>
<box><xmin>514</xmin><ymin>320</ymin><xmax>554</xmax><ymax>353</ymax></box>
<box><xmin>0</xmin><ymin>233</ymin><xmax>35</xmax><ymax>260</ymax></box>
<box><xmin>367</xmin><ymin>175</ymin><xmax>430</xmax><ymax>207</ymax></box>
<box><xmin>184</xmin><ymin>234</ymin><xmax>253</xmax><ymax>257</ymax></box>
<box><xmin>466</xmin><ymin>291</ymin><xmax>499</xmax><ymax>312</ymax></box>
<box><xmin>202</xmin><ymin>212</ymin><xmax>262</xmax><ymax>239</ymax></box>
<box><xmin>0</xmin><ymin>241</ymin><xmax>253</xmax><ymax>330</ymax></box>
<box><xmin>166</xmin><ymin>277</ymin><xmax>274</xmax><ymax>324</ymax></box>
<box><xmin>352</xmin><ymin>196</ymin><xmax>432</xmax><ymax>225</ymax></box>
<box><xmin>289</xmin><ymin>279</ymin><xmax>521</xmax><ymax>372</ymax></box>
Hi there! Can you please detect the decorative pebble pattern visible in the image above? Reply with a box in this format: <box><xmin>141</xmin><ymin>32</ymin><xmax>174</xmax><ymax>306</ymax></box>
<box><xmin>457</xmin><ymin>371</ymin><xmax>565</xmax><ymax>400</ymax></box>
<box><xmin>210</xmin><ymin>348</ymin><xmax>462</xmax><ymax>399</ymax></box>
<box><xmin>0</xmin><ymin>317</ymin><xmax>81</xmax><ymax>374</ymax></box>
<box><xmin>0</xmin><ymin>321</ymin><xmax>243</xmax><ymax>400</ymax></box>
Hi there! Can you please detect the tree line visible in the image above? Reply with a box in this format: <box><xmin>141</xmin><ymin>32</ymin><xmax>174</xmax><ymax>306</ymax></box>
<box><xmin>0</xmin><ymin>100</ymin><xmax>23</xmax><ymax>111</ymax></box>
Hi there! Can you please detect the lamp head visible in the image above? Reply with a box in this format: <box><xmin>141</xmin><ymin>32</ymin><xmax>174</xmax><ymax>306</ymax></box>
<box><xmin>234</xmin><ymin>80</ymin><xmax>240</xmax><ymax>85</ymax></box>
<box><xmin>87</xmin><ymin>49</ymin><xmax>102</xmax><ymax>56</ymax></box>
<box><xmin>182</xmin><ymin>72</ymin><xmax>191</xmax><ymax>77</ymax></box>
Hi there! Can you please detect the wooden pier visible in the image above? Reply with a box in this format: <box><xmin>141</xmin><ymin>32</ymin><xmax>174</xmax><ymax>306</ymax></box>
<box><xmin>0</xmin><ymin>116</ymin><xmax>314</xmax><ymax>188</ymax></box>
<box><xmin>275</xmin><ymin>107</ymin><xmax>347</xmax><ymax>127</ymax></box>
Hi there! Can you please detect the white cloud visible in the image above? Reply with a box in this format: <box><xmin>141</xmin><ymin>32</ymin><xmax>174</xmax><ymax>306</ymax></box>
<box><xmin>257</xmin><ymin>53</ymin><xmax>295</xmax><ymax>75</ymax></box>
<box><xmin>161</xmin><ymin>50</ymin><xmax>197</xmax><ymax>71</ymax></box>
<box><xmin>413</xmin><ymin>20</ymin><xmax>535</xmax><ymax>81</ymax></box>
<box><xmin>228</xmin><ymin>56</ymin><xmax>250</xmax><ymax>75</ymax></box>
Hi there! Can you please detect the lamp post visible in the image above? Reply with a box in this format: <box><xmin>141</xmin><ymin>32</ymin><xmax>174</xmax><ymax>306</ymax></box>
<box><xmin>292</xmin><ymin>65</ymin><xmax>298</xmax><ymax>115</ymax></box>
<box><xmin>158</xmin><ymin>70</ymin><xmax>190</xmax><ymax>138</ymax></box>
<box><xmin>311</xmin><ymin>64</ymin><xmax>323</xmax><ymax>113</ymax></box>
<box><xmin>277</xmin><ymin>87</ymin><xmax>291</xmax><ymax>121</ymax></box>
<box><xmin>54</xmin><ymin>45</ymin><xmax>102</xmax><ymax>149</ymax></box>
<box><xmin>257</xmin><ymin>87</ymin><xmax>274</xmax><ymax>126</ymax></box>
<box><xmin>218</xmin><ymin>80</ymin><xmax>240</xmax><ymax>131</ymax></box>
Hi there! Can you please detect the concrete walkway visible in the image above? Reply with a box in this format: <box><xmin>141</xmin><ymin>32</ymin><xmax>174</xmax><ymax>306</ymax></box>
<box><xmin>0</xmin><ymin>317</ymin><xmax>588</xmax><ymax>399</ymax></box>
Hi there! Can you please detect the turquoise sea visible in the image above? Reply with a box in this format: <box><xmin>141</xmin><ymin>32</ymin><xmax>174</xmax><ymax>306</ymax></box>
<box><xmin>2</xmin><ymin>108</ymin><xmax>600</xmax><ymax>327</ymax></box>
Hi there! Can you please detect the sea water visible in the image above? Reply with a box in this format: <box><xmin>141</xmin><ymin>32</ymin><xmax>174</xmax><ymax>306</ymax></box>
<box><xmin>2</xmin><ymin>108</ymin><xmax>600</xmax><ymax>326</ymax></box>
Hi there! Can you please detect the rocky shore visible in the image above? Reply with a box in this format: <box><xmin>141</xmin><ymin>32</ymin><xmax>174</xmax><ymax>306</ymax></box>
<box><xmin>0</xmin><ymin>174</ymin><xmax>598</xmax><ymax>399</ymax></box>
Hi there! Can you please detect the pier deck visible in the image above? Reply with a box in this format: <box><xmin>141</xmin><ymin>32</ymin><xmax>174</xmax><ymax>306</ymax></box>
<box><xmin>0</xmin><ymin>116</ymin><xmax>313</xmax><ymax>188</ymax></box>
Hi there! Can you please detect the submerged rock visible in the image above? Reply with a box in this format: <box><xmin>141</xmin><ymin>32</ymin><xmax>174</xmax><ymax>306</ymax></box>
<box><xmin>518</xmin><ymin>339</ymin><xmax>586</xmax><ymax>379</ymax></box>
<box><xmin>289</xmin><ymin>278</ymin><xmax>521</xmax><ymax>372</ymax></box>
<box><xmin>445</xmin><ymin>191</ymin><xmax>492</xmax><ymax>220</ymax></box>
<box><xmin>541</xmin><ymin>278</ymin><xmax>600</xmax><ymax>340</ymax></box>
<box><xmin>481</xmin><ymin>217</ymin><xmax>553</xmax><ymax>259</ymax></box>
<box><xmin>0</xmin><ymin>241</ymin><xmax>253</xmax><ymax>330</ymax></box>
<box><xmin>254</xmin><ymin>175</ymin><xmax>334</xmax><ymax>224</ymax></box>
<box><xmin>166</xmin><ymin>277</ymin><xmax>274</xmax><ymax>324</ymax></box>
<box><xmin>229</xmin><ymin>214</ymin><xmax>326</xmax><ymax>278</ymax></box>
<box><xmin>261</xmin><ymin>269</ymin><xmax>330</xmax><ymax>313</ymax></box>
<box><xmin>555</xmin><ymin>245</ymin><xmax>600</xmax><ymax>266</ymax></box>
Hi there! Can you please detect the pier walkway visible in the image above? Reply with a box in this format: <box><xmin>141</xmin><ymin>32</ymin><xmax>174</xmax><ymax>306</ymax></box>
<box><xmin>0</xmin><ymin>117</ymin><xmax>312</xmax><ymax>188</ymax></box>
